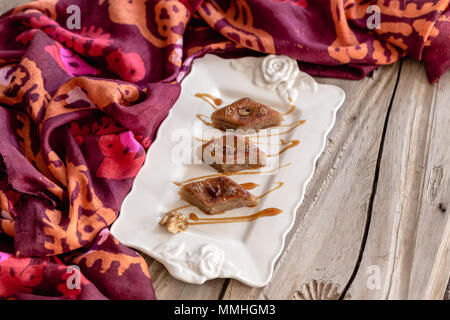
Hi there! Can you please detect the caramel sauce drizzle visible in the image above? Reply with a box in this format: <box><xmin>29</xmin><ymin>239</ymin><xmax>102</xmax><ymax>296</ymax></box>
<box><xmin>165</xmin><ymin>182</ymin><xmax>273</xmax><ymax>215</ymax></box>
<box><xmin>277</xmin><ymin>120</ymin><xmax>306</xmax><ymax>128</ymax></box>
<box><xmin>196</xmin><ymin>114</ymin><xmax>212</xmax><ymax>126</ymax></box>
<box><xmin>173</xmin><ymin>162</ymin><xmax>291</xmax><ymax>186</ymax></box>
<box><xmin>194</xmin><ymin>93</ymin><xmax>223</xmax><ymax>110</ymax></box>
<box><xmin>256</xmin><ymin>182</ymin><xmax>284</xmax><ymax>199</ymax></box>
<box><xmin>188</xmin><ymin>208</ymin><xmax>282</xmax><ymax>225</ymax></box>
<box><xmin>282</xmin><ymin>105</ymin><xmax>296</xmax><ymax>116</ymax></box>
<box><xmin>240</xmin><ymin>182</ymin><xmax>259</xmax><ymax>190</ymax></box>
<box><xmin>195</xmin><ymin>119</ymin><xmax>305</xmax><ymax>146</ymax></box>
<box><xmin>166</xmin><ymin>204</ymin><xmax>192</xmax><ymax>214</ymax></box>
<box><xmin>267</xmin><ymin>140</ymin><xmax>300</xmax><ymax>157</ymax></box>
<box><xmin>247</xmin><ymin>120</ymin><xmax>306</xmax><ymax>138</ymax></box>
<box><xmin>247</xmin><ymin>138</ymin><xmax>284</xmax><ymax>146</ymax></box>
<box><xmin>164</xmin><ymin>94</ymin><xmax>301</xmax><ymax>230</ymax></box>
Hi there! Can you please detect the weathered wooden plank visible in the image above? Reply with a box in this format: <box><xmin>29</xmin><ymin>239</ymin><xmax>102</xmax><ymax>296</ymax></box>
<box><xmin>0</xmin><ymin>0</ymin><xmax>30</xmax><ymax>14</ymax></box>
<box><xmin>222</xmin><ymin>63</ymin><xmax>401</xmax><ymax>299</ymax></box>
<box><xmin>348</xmin><ymin>59</ymin><xmax>450</xmax><ymax>300</ymax></box>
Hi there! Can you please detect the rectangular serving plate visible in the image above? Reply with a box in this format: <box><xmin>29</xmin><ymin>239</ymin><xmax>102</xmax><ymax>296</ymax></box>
<box><xmin>111</xmin><ymin>54</ymin><xmax>345</xmax><ymax>287</ymax></box>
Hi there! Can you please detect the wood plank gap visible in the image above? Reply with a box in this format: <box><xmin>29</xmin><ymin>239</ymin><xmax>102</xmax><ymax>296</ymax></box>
<box><xmin>399</xmin><ymin>77</ymin><xmax>438</xmax><ymax>299</ymax></box>
<box><xmin>218</xmin><ymin>279</ymin><xmax>231</xmax><ymax>300</ymax></box>
<box><xmin>339</xmin><ymin>60</ymin><xmax>404</xmax><ymax>299</ymax></box>
<box><xmin>445</xmin><ymin>281</ymin><xmax>450</xmax><ymax>300</ymax></box>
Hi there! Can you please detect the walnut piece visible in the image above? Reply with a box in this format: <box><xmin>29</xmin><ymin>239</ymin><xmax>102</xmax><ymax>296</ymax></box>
<box><xmin>225</xmin><ymin>184</ymin><xmax>237</xmax><ymax>196</ymax></box>
<box><xmin>224</xmin><ymin>106</ymin><xmax>234</xmax><ymax>116</ymax></box>
<box><xmin>258</xmin><ymin>107</ymin><xmax>267</xmax><ymax>116</ymax></box>
<box><xmin>206</xmin><ymin>182</ymin><xmax>221</xmax><ymax>198</ymax></box>
<box><xmin>160</xmin><ymin>211</ymin><xmax>188</xmax><ymax>234</ymax></box>
<box><xmin>192</xmin><ymin>182</ymin><xmax>203</xmax><ymax>193</ymax></box>
<box><xmin>238</xmin><ymin>106</ymin><xmax>253</xmax><ymax>116</ymax></box>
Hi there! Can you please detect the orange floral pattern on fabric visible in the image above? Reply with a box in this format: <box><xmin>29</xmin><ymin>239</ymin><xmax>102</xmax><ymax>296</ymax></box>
<box><xmin>43</xmin><ymin>163</ymin><xmax>116</xmax><ymax>254</ymax></box>
<box><xmin>101</xmin><ymin>0</ymin><xmax>189</xmax><ymax>48</ymax></box>
<box><xmin>198</xmin><ymin>0</ymin><xmax>276</xmax><ymax>53</ymax></box>
<box><xmin>0</xmin><ymin>58</ymin><xmax>51</xmax><ymax>123</ymax></box>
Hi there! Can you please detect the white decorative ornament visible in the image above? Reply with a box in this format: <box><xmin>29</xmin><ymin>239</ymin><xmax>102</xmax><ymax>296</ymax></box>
<box><xmin>231</xmin><ymin>54</ymin><xmax>318</xmax><ymax>103</ymax></box>
<box><xmin>257</xmin><ymin>55</ymin><xmax>298</xmax><ymax>89</ymax></box>
<box><xmin>153</xmin><ymin>242</ymin><xmax>239</xmax><ymax>284</ymax></box>
<box><xmin>191</xmin><ymin>244</ymin><xmax>225</xmax><ymax>278</ymax></box>
<box><xmin>158</xmin><ymin>241</ymin><xmax>186</xmax><ymax>260</ymax></box>
<box><xmin>293</xmin><ymin>279</ymin><xmax>351</xmax><ymax>300</ymax></box>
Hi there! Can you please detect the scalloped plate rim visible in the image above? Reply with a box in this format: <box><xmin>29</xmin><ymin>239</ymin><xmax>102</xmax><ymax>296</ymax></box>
<box><xmin>111</xmin><ymin>54</ymin><xmax>345</xmax><ymax>287</ymax></box>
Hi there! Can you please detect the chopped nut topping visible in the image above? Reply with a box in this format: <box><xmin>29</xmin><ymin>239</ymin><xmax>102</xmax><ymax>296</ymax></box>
<box><xmin>258</xmin><ymin>107</ymin><xmax>267</xmax><ymax>116</ymax></box>
<box><xmin>192</xmin><ymin>182</ymin><xmax>203</xmax><ymax>193</ymax></box>
<box><xmin>160</xmin><ymin>211</ymin><xmax>188</xmax><ymax>234</ymax></box>
<box><xmin>224</xmin><ymin>107</ymin><xmax>233</xmax><ymax>116</ymax></box>
<box><xmin>206</xmin><ymin>182</ymin><xmax>221</xmax><ymax>197</ymax></box>
<box><xmin>238</xmin><ymin>106</ymin><xmax>253</xmax><ymax>116</ymax></box>
<box><xmin>225</xmin><ymin>184</ymin><xmax>237</xmax><ymax>196</ymax></box>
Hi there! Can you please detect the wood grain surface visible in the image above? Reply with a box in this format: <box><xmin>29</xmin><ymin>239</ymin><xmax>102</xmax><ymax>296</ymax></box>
<box><xmin>1</xmin><ymin>0</ymin><xmax>449</xmax><ymax>300</ymax></box>
<box><xmin>0</xmin><ymin>0</ymin><xmax>29</xmax><ymax>14</ymax></box>
<box><xmin>348</xmin><ymin>59</ymin><xmax>450</xmax><ymax>299</ymax></box>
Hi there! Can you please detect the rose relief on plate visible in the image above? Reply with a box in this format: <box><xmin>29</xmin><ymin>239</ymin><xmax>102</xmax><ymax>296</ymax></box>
<box><xmin>231</xmin><ymin>54</ymin><xmax>318</xmax><ymax>103</ymax></box>
<box><xmin>153</xmin><ymin>242</ymin><xmax>239</xmax><ymax>284</ymax></box>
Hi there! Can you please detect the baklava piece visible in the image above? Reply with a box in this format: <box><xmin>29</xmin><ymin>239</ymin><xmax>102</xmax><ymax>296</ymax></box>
<box><xmin>211</xmin><ymin>97</ymin><xmax>283</xmax><ymax>131</ymax></box>
<box><xmin>179</xmin><ymin>176</ymin><xmax>257</xmax><ymax>215</ymax></box>
<box><xmin>202</xmin><ymin>134</ymin><xmax>266</xmax><ymax>172</ymax></box>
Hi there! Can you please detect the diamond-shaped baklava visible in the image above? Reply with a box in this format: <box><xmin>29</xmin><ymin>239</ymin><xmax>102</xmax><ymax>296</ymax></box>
<box><xmin>179</xmin><ymin>176</ymin><xmax>258</xmax><ymax>215</ymax></box>
<box><xmin>211</xmin><ymin>97</ymin><xmax>283</xmax><ymax>131</ymax></box>
<box><xmin>202</xmin><ymin>134</ymin><xmax>266</xmax><ymax>172</ymax></box>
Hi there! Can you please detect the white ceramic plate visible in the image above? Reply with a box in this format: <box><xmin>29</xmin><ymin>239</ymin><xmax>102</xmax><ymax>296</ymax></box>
<box><xmin>111</xmin><ymin>54</ymin><xmax>345</xmax><ymax>287</ymax></box>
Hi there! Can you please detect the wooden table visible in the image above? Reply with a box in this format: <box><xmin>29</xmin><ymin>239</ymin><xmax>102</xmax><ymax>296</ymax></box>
<box><xmin>1</xmin><ymin>0</ymin><xmax>449</xmax><ymax>300</ymax></box>
<box><xmin>147</xmin><ymin>59</ymin><xmax>450</xmax><ymax>300</ymax></box>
